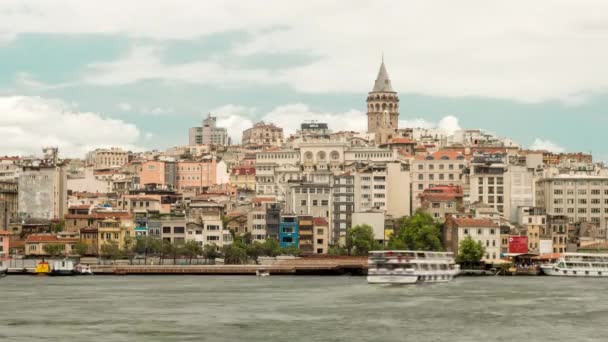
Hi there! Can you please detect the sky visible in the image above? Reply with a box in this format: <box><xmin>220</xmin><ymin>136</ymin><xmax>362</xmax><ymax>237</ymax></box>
<box><xmin>1</xmin><ymin>1</ymin><xmax>607</xmax><ymax>159</ymax></box>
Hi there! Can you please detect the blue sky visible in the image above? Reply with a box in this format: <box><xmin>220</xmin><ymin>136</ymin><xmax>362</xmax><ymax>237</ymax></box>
<box><xmin>0</xmin><ymin>1</ymin><xmax>607</xmax><ymax>159</ymax></box>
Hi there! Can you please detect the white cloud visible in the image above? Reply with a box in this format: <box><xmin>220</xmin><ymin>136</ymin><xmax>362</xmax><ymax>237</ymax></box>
<box><xmin>117</xmin><ymin>102</ymin><xmax>132</xmax><ymax>111</ymax></box>
<box><xmin>400</xmin><ymin>114</ymin><xmax>462</xmax><ymax>136</ymax></box>
<box><xmin>530</xmin><ymin>138</ymin><xmax>566</xmax><ymax>153</ymax></box>
<box><xmin>0</xmin><ymin>96</ymin><xmax>142</xmax><ymax>157</ymax></box>
<box><xmin>1</xmin><ymin>1</ymin><xmax>605</xmax><ymax>102</ymax></box>
<box><xmin>262</xmin><ymin>104</ymin><xmax>366</xmax><ymax>136</ymax></box>
<box><xmin>437</xmin><ymin>116</ymin><xmax>462</xmax><ymax>136</ymax></box>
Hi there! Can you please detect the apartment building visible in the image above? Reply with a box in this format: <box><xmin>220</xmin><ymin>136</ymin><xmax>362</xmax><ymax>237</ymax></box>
<box><xmin>86</xmin><ymin>148</ymin><xmax>129</xmax><ymax>170</ymax></box>
<box><xmin>353</xmin><ymin>162</ymin><xmax>410</xmax><ymax>218</ymax></box>
<box><xmin>254</xmin><ymin>149</ymin><xmax>301</xmax><ymax>200</ymax></box>
<box><xmin>18</xmin><ymin>165</ymin><xmax>68</xmax><ymax>220</ymax></box>
<box><xmin>189</xmin><ymin>114</ymin><xmax>230</xmax><ymax>146</ymax></box>
<box><xmin>242</xmin><ymin>121</ymin><xmax>284</xmax><ymax>147</ymax></box>
<box><xmin>332</xmin><ymin>173</ymin><xmax>355</xmax><ymax>244</ymax></box>
<box><xmin>313</xmin><ymin>217</ymin><xmax>329</xmax><ymax>254</ymax></box>
<box><xmin>536</xmin><ymin>175</ymin><xmax>608</xmax><ymax>232</ymax></box>
<box><xmin>469</xmin><ymin>153</ymin><xmax>536</xmax><ymax>222</ymax></box>
<box><xmin>412</xmin><ymin>150</ymin><xmax>467</xmax><ymax>211</ymax></box>
<box><xmin>419</xmin><ymin>185</ymin><xmax>464</xmax><ymax>221</ymax></box>
<box><xmin>444</xmin><ymin>217</ymin><xmax>501</xmax><ymax>262</ymax></box>
<box><xmin>230</xmin><ymin>166</ymin><xmax>255</xmax><ymax>190</ymax></box>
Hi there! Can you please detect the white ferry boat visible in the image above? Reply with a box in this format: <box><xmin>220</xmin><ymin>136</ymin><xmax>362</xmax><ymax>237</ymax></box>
<box><xmin>541</xmin><ymin>253</ymin><xmax>608</xmax><ymax>277</ymax></box>
<box><xmin>367</xmin><ymin>250</ymin><xmax>460</xmax><ymax>284</ymax></box>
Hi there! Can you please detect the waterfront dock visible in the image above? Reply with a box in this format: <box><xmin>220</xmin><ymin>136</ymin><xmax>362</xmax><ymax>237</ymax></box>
<box><xmin>6</xmin><ymin>257</ymin><xmax>369</xmax><ymax>276</ymax></box>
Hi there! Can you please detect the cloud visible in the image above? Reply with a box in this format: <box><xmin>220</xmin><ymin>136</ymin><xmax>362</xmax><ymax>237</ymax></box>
<box><xmin>0</xmin><ymin>96</ymin><xmax>142</xmax><ymax>157</ymax></box>
<box><xmin>530</xmin><ymin>138</ymin><xmax>565</xmax><ymax>153</ymax></box>
<box><xmin>400</xmin><ymin>115</ymin><xmax>462</xmax><ymax>136</ymax></box>
<box><xmin>117</xmin><ymin>102</ymin><xmax>132</xmax><ymax>111</ymax></box>
<box><xmin>2</xmin><ymin>1</ymin><xmax>605</xmax><ymax>103</ymax></box>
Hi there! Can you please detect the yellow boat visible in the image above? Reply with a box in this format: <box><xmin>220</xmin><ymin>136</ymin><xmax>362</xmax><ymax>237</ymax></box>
<box><xmin>35</xmin><ymin>261</ymin><xmax>50</xmax><ymax>275</ymax></box>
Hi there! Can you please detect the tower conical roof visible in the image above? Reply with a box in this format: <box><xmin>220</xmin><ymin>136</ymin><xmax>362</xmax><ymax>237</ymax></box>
<box><xmin>372</xmin><ymin>60</ymin><xmax>393</xmax><ymax>92</ymax></box>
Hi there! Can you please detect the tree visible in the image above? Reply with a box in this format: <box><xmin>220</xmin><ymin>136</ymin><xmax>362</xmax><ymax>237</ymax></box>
<box><xmin>122</xmin><ymin>236</ymin><xmax>137</xmax><ymax>265</ymax></box>
<box><xmin>457</xmin><ymin>236</ymin><xmax>486</xmax><ymax>265</ymax></box>
<box><xmin>345</xmin><ymin>224</ymin><xmax>382</xmax><ymax>256</ymax></box>
<box><xmin>100</xmin><ymin>240</ymin><xmax>121</xmax><ymax>261</ymax></box>
<box><xmin>203</xmin><ymin>243</ymin><xmax>220</xmax><ymax>261</ymax></box>
<box><xmin>328</xmin><ymin>245</ymin><xmax>348</xmax><ymax>256</ymax></box>
<box><xmin>222</xmin><ymin>241</ymin><xmax>248</xmax><ymax>264</ymax></box>
<box><xmin>72</xmin><ymin>241</ymin><xmax>89</xmax><ymax>257</ymax></box>
<box><xmin>183</xmin><ymin>240</ymin><xmax>203</xmax><ymax>264</ymax></box>
<box><xmin>51</xmin><ymin>220</ymin><xmax>65</xmax><ymax>233</ymax></box>
<box><xmin>387</xmin><ymin>211</ymin><xmax>443</xmax><ymax>251</ymax></box>
<box><xmin>281</xmin><ymin>245</ymin><xmax>300</xmax><ymax>256</ymax></box>
<box><xmin>261</xmin><ymin>238</ymin><xmax>281</xmax><ymax>257</ymax></box>
<box><xmin>246</xmin><ymin>241</ymin><xmax>265</xmax><ymax>264</ymax></box>
<box><xmin>160</xmin><ymin>240</ymin><xmax>175</xmax><ymax>265</ymax></box>
<box><xmin>43</xmin><ymin>243</ymin><xmax>65</xmax><ymax>257</ymax></box>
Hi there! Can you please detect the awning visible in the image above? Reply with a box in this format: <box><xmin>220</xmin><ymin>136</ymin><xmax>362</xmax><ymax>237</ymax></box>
<box><xmin>531</xmin><ymin>253</ymin><xmax>562</xmax><ymax>261</ymax></box>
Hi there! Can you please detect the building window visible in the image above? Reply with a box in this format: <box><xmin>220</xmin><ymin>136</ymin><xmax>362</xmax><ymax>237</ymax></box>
<box><xmin>301</xmin><ymin>200</ymin><xmax>307</xmax><ymax>206</ymax></box>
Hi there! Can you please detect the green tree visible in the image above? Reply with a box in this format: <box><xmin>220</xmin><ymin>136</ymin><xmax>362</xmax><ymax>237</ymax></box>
<box><xmin>183</xmin><ymin>240</ymin><xmax>203</xmax><ymax>264</ymax></box>
<box><xmin>457</xmin><ymin>235</ymin><xmax>486</xmax><ymax>265</ymax></box>
<box><xmin>100</xmin><ymin>240</ymin><xmax>121</xmax><ymax>261</ymax></box>
<box><xmin>246</xmin><ymin>241</ymin><xmax>265</xmax><ymax>264</ymax></box>
<box><xmin>43</xmin><ymin>243</ymin><xmax>65</xmax><ymax>257</ymax></box>
<box><xmin>160</xmin><ymin>240</ymin><xmax>174</xmax><ymax>265</ymax></box>
<box><xmin>202</xmin><ymin>243</ymin><xmax>220</xmax><ymax>261</ymax></box>
<box><xmin>261</xmin><ymin>238</ymin><xmax>281</xmax><ymax>257</ymax></box>
<box><xmin>387</xmin><ymin>211</ymin><xmax>443</xmax><ymax>251</ymax></box>
<box><xmin>122</xmin><ymin>236</ymin><xmax>137</xmax><ymax>265</ymax></box>
<box><xmin>328</xmin><ymin>245</ymin><xmax>348</xmax><ymax>256</ymax></box>
<box><xmin>222</xmin><ymin>241</ymin><xmax>248</xmax><ymax>264</ymax></box>
<box><xmin>51</xmin><ymin>220</ymin><xmax>65</xmax><ymax>233</ymax></box>
<box><xmin>281</xmin><ymin>245</ymin><xmax>300</xmax><ymax>256</ymax></box>
<box><xmin>72</xmin><ymin>241</ymin><xmax>89</xmax><ymax>256</ymax></box>
<box><xmin>345</xmin><ymin>224</ymin><xmax>382</xmax><ymax>256</ymax></box>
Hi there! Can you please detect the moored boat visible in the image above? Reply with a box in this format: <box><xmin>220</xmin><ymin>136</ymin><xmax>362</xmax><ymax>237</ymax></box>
<box><xmin>541</xmin><ymin>253</ymin><xmax>608</xmax><ymax>277</ymax></box>
<box><xmin>256</xmin><ymin>268</ymin><xmax>270</xmax><ymax>277</ymax></box>
<box><xmin>74</xmin><ymin>264</ymin><xmax>93</xmax><ymax>275</ymax></box>
<box><xmin>367</xmin><ymin>250</ymin><xmax>460</xmax><ymax>284</ymax></box>
<box><xmin>35</xmin><ymin>260</ymin><xmax>51</xmax><ymax>275</ymax></box>
<box><xmin>50</xmin><ymin>259</ymin><xmax>76</xmax><ymax>276</ymax></box>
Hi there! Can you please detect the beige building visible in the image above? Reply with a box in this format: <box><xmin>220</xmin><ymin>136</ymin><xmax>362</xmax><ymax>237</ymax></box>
<box><xmin>411</xmin><ymin>150</ymin><xmax>468</xmax><ymax>211</ymax></box>
<box><xmin>353</xmin><ymin>162</ymin><xmax>411</xmax><ymax>218</ymax></box>
<box><xmin>536</xmin><ymin>175</ymin><xmax>608</xmax><ymax>231</ymax></box>
<box><xmin>254</xmin><ymin>149</ymin><xmax>301</xmax><ymax>200</ymax></box>
<box><xmin>242</xmin><ymin>121</ymin><xmax>284</xmax><ymax>147</ymax></box>
<box><xmin>229</xmin><ymin>166</ymin><xmax>256</xmax><ymax>190</ymax></box>
<box><xmin>444</xmin><ymin>217</ymin><xmax>501</xmax><ymax>262</ymax></box>
<box><xmin>86</xmin><ymin>148</ymin><xmax>129</xmax><ymax>170</ymax></box>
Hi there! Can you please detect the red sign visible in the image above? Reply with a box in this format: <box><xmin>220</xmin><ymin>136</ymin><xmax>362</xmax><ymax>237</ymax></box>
<box><xmin>508</xmin><ymin>236</ymin><xmax>529</xmax><ymax>253</ymax></box>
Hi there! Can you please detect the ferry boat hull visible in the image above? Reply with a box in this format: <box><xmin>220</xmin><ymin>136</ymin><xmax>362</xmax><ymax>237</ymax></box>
<box><xmin>367</xmin><ymin>270</ymin><xmax>459</xmax><ymax>284</ymax></box>
<box><xmin>367</xmin><ymin>250</ymin><xmax>460</xmax><ymax>285</ymax></box>
<box><xmin>541</xmin><ymin>265</ymin><xmax>608</xmax><ymax>277</ymax></box>
<box><xmin>541</xmin><ymin>253</ymin><xmax>608</xmax><ymax>277</ymax></box>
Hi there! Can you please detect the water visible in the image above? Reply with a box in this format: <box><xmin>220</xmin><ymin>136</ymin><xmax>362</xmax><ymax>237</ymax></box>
<box><xmin>1</xmin><ymin>276</ymin><xmax>608</xmax><ymax>342</ymax></box>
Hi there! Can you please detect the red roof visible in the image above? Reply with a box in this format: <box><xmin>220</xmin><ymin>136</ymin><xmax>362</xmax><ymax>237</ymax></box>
<box><xmin>26</xmin><ymin>235</ymin><xmax>60</xmax><ymax>243</ymax></box>
<box><xmin>452</xmin><ymin>218</ymin><xmax>498</xmax><ymax>228</ymax></box>
<box><xmin>0</xmin><ymin>230</ymin><xmax>10</xmax><ymax>235</ymax></box>
<box><xmin>69</xmin><ymin>205</ymin><xmax>92</xmax><ymax>210</ymax></box>
<box><xmin>231</xmin><ymin>167</ymin><xmax>255</xmax><ymax>175</ymax></box>
<box><xmin>420</xmin><ymin>185</ymin><xmax>463</xmax><ymax>201</ymax></box>
<box><xmin>10</xmin><ymin>240</ymin><xmax>25</xmax><ymax>249</ymax></box>
<box><xmin>313</xmin><ymin>217</ymin><xmax>328</xmax><ymax>226</ymax></box>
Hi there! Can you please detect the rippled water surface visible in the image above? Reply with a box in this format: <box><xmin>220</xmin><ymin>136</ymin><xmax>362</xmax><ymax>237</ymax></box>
<box><xmin>1</xmin><ymin>275</ymin><xmax>608</xmax><ymax>342</ymax></box>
